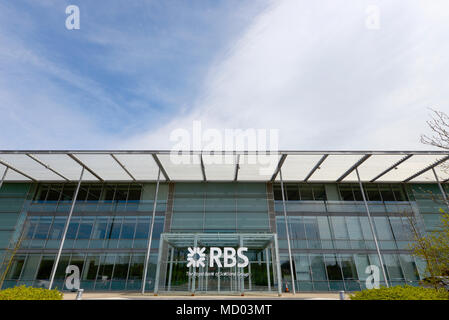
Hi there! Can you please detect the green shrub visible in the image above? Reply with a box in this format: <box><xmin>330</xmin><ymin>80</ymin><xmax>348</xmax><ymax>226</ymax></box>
<box><xmin>0</xmin><ymin>285</ymin><xmax>63</xmax><ymax>300</ymax></box>
<box><xmin>350</xmin><ymin>285</ymin><xmax>449</xmax><ymax>300</ymax></box>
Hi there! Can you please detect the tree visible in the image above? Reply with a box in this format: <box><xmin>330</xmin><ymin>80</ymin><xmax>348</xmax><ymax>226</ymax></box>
<box><xmin>421</xmin><ymin>109</ymin><xmax>449</xmax><ymax>172</ymax></box>
<box><xmin>406</xmin><ymin>210</ymin><xmax>449</xmax><ymax>289</ymax></box>
<box><xmin>406</xmin><ymin>109</ymin><xmax>449</xmax><ymax>288</ymax></box>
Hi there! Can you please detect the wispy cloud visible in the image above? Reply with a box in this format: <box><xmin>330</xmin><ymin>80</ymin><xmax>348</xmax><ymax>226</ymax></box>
<box><xmin>0</xmin><ymin>0</ymin><xmax>267</xmax><ymax>148</ymax></box>
<box><xmin>124</xmin><ymin>0</ymin><xmax>449</xmax><ymax>150</ymax></box>
<box><xmin>1</xmin><ymin>1</ymin><xmax>448</xmax><ymax>150</ymax></box>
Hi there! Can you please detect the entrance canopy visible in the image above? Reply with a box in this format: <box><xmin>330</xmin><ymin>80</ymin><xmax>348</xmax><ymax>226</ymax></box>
<box><xmin>162</xmin><ymin>233</ymin><xmax>275</xmax><ymax>249</ymax></box>
<box><xmin>0</xmin><ymin>150</ymin><xmax>448</xmax><ymax>183</ymax></box>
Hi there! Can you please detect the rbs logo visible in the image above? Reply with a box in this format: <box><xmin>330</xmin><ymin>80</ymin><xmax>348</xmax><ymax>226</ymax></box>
<box><xmin>187</xmin><ymin>247</ymin><xmax>249</xmax><ymax>268</ymax></box>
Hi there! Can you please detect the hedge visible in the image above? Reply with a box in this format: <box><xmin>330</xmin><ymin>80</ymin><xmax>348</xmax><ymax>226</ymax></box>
<box><xmin>350</xmin><ymin>285</ymin><xmax>449</xmax><ymax>300</ymax></box>
<box><xmin>0</xmin><ymin>285</ymin><xmax>63</xmax><ymax>300</ymax></box>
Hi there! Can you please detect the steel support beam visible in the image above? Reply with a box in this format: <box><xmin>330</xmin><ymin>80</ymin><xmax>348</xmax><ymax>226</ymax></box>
<box><xmin>234</xmin><ymin>154</ymin><xmax>240</xmax><ymax>181</ymax></box>
<box><xmin>370</xmin><ymin>154</ymin><xmax>413</xmax><ymax>182</ymax></box>
<box><xmin>68</xmin><ymin>154</ymin><xmax>103</xmax><ymax>182</ymax></box>
<box><xmin>48</xmin><ymin>167</ymin><xmax>84</xmax><ymax>290</ymax></box>
<box><xmin>304</xmin><ymin>154</ymin><xmax>328</xmax><ymax>182</ymax></box>
<box><xmin>279</xmin><ymin>168</ymin><xmax>296</xmax><ymax>294</ymax></box>
<box><xmin>151</xmin><ymin>154</ymin><xmax>170</xmax><ymax>181</ymax></box>
<box><xmin>200</xmin><ymin>154</ymin><xmax>206</xmax><ymax>182</ymax></box>
<box><xmin>26</xmin><ymin>153</ymin><xmax>70</xmax><ymax>181</ymax></box>
<box><xmin>432</xmin><ymin>167</ymin><xmax>449</xmax><ymax>211</ymax></box>
<box><xmin>0</xmin><ymin>158</ymin><xmax>36</xmax><ymax>182</ymax></box>
<box><xmin>274</xmin><ymin>235</ymin><xmax>282</xmax><ymax>296</ymax></box>
<box><xmin>0</xmin><ymin>167</ymin><xmax>8</xmax><ymax>190</ymax></box>
<box><xmin>110</xmin><ymin>154</ymin><xmax>136</xmax><ymax>181</ymax></box>
<box><xmin>270</xmin><ymin>154</ymin><xmax>287</xmax><ymax>181</ymax></box>
<box><xmin>142</xmin><ymin>168</ymin><xmax>161</xmax><ymax>294</ymax></box>
<box><xmin>356</xmin><ymin>168</ymin><xmax>389</xmax><ymax>288</ymax></box>
<box><xmin>265</xmin><ymin>247</ymin><xmax>271</xmax><ymax>291</ymax></box>
<box><xmin>403</xmin><ymin>155</ymin><xmax>449</xmax><ymax>182</ymax></box>
<box><xmin>336</xmin><ymin>154</ymin><xmax>371</xmax><ymax>182</ymax></box>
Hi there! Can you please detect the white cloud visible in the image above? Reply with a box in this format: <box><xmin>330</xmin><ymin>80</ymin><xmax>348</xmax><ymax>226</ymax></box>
<box><xmin>123</xmin><ymin>0</ymin><xmax>449</xmax><ymax>151</ymax></box>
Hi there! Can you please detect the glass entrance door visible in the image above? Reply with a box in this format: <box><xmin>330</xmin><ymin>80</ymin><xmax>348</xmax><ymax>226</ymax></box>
<box><xmin>154</xmin><ymin>233</ymin><xmax>281</xmax><ymax>294</ymax></box>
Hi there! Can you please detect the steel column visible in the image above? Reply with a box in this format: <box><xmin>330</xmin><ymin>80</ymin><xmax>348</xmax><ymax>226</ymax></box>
<box><xmin>153</xmin><ymin>233</ymin><xmax>164</xmax><ymax>294</ymax></box>
<box><xmin>274</xmin><ymin>235</ymin><xmax>282</xmax><ymax>296</ymax></box>
<box><xmin>356</xmin><ymin>168</ymin><xmax>389</xmax><ymax>287</ymax></box>
<box><xmin>0</xmin><ymin>167</ymin><xmax>8</xmax><ymax>190</ymax></box>
<box><xmin>167</xmin><ymin>247</ymin><xmax>174</xmax><ymax>291</ymax></box>
<box><xmin>191</xmin><ymin>234</ymin><xmax>198</xmax><ymax>293</ymax></box>
<box><xmin>432</xmin><ymin>167</ymin><xmax>449</xmax><ymax>211</ymax></box>
<box><xmin>240</xmin><ymin>235</ymin><xmax>244</xmax><ymax>294</ymax></box>
<box><xmin>142</xmin><ymin>168</ymin><xmax>161</xmax><ymax>294</ymax></box>
<box><xmin>265</xmin><ymin>247</ymin><xmax>271</xmax><ymax>291</ymax></box>
<box><xmin>279</xmin><ymin>169</ymin><xmax>296</xmax><ymax>294</ymax></box>
<box><xmin>48</xmin><ymin>166</ymin><xmax>84</xmax><ymax>289</ymax></box>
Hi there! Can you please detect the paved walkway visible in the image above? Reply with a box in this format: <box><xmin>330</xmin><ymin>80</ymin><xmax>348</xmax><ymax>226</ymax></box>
<box><xmin>63</xmin><ymin>292</ymin><xmax>345</xmax><ymax>300</ymax></box>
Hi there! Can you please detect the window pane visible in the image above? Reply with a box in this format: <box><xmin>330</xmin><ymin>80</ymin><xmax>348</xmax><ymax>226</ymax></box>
<box><xmin>66</xmin><ymin>217</ymin><xmax>80</xmax><ymax>239</ymax></box>
<box><xmin>128</xmin><ymin>254</ymin><xmax>144</xmax><ymax>280</ymax></box>
<box><xmin>340</xmin><ymin>255</ymin><xmax>357</xmax><ymax>280</ymax></box>
<box><xmin>273</xmin><ymin>185</ymin><xmax>282</xmax><ymax>200</ymax></box>
<box><xmin>87</xmin><ymin>186</ymin><xmax>102</xmax><ymax>201</ymax></box>
<box><xmin>97</xmin><ymin>255</ymin><xmax>115</xmax><ymax>281</ymax></box>
<box><xmin>295</xmin><ymin>254</ymin><xmax>311</xmax><ymax>281</ymax></box>
<box><xmin>304</xmin><ymin>217</ymin><xmax>319</xmax><ymax>240</ymax></box>
<box><xmin>48</xmin><ymin>217</ymin><xmax>67</xmax><ymax>240</ymax></box>
<box><xmin>36</xmin><ymin>256</ymin><xmax>54</xmax><ymax>280</ymax></box>
<box><xmin>310</xmin><ymin>254</ymin><xmax>327</xmax><ymax>281</ymax></box>
<box><xmin>366</xmin><ymin>185</ymin><xmax>381</xmax><ymax>201</ymax></box>
<box><xmin>77</xmin><ymin>218</ymin><xmax>94</xmax><ymax>239</ymax></box>
<box><xmin>108</xmin><ymin>217</ymin><xmax>123</xmax><ymax>239</ymax></box>
<box><xmin>112</xmin><ymin>254</ymin><xmax>130</xmax><ymax>280</ymax></box>
<box><xmin>346</xmin><ymin>217</ymin><xmax>363</xmax><ymax>240</ymax></box>
<box><xmin>92</xmin><ymin>217</ymin><xmax>109</xmax><ymax>239</ymax></box>
<box><xmin>389</xmin><ymin>217</ymin><xmax>410</xmax><ymax>241</ymax></box>
<box><xmin>121</xmin><ymin>218</ymin><xmax>137</xmax><ymax>239</ymax></box>
<box><xmin>331</xmin><ymin>217</ymin><xmax>348</xmax><ymax>239</ymax></box>
<box><xmin>380</xmin><ymin>185</ymin><xmax>395</xmax><ymax>201</ymax></box>
<box><xmin>374</xmin><ymin>217</ymin><xmax>393</xmax><ymax>240</ymax></box>
<box><xmin>299</xmin><ymin>185</ymin><xmax>313</xmax><ymax>200</ymax></box>
<box><xmin>313</xmin><ymin>185</ymin><xmax>326</xmax><ymax>201</ymax></box>
<box><xmin>6</xmin><ymin>256</ymin><xmax>26</xmax><ymax>280</ymax></box>
<box><xmin>60</xmin><ymin>185</ymin><xmax>75</xmax><ymax>201</ymax></box>
<box><xmin>135</xmin><ymin>218</ymin><xmax>150</xmax><ymax>239</ymax></box>
<box><xmin>317</xmin><ymin>217</ymin><xmax>332</xmax><ymax>239</ymax></box>
<box><xmin>286</xmin><ymin>185</ymin><xmax>299</xmax><ymax>201</ymax></box>
<box><xmin>383</xmin><ymin>254</ymin><xmax>404</xmax><ymax>281</ymax></box>
<box><xmin>83</xmin><ymin>254</ymin><xmax>100</xmax><ymax>280</ymax></box>
<box><xmin>399</xmin><ymin>254</ymin><xmax>419</xmax><ymax>281</ymax></box>
<box><xmin>290</xmin><ymin>217</ymin><xmax>306</xmax><ymax>239</ymax></box>
<box><xmin>47</xmin><ymin>187</ymin><xmax>61</xmax><ymax>201</ymax></box>
<box><xmin>34</xmin><ymin>217</ymin><xmax>52</xmax><ymax>239</ymax></box>
<box><xmin>127</xmin><ymin>187</ymin><xmax>142</xmax><ymax>201</ymax></box>
<box><xmin>325</xmin><ymin>254</ymin><xmax>343</xmax><ymax>280</ymax></box>
<box><xmin>339</xmin><ymin>185</ymin><xmax>354</xmax><ymax>201</ymax></box>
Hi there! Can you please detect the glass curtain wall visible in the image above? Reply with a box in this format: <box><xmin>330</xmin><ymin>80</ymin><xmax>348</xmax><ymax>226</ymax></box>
<box><xmin>171</xmin><ymin>183</ymin><xmax>270</xmax><ymax>233</ymax></box>
<box><xmin>274</xmin><ymin>182</ymin><xmax>423</xmax><ymax>292</ymax></box>
<box><xmin>1</xmin><ymin>182</ymin><xmax>167</xmax><ymax>291</ymax></box>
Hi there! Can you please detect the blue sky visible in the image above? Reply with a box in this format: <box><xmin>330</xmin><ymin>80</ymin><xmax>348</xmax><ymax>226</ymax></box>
<box><xmin>1</xmin><ymin>0</ymin><xmax>449</xmax><ymax>150</ymax></box>
<box><xmin>0</xmin><ymin>0</ymin><xmax>269</xmax><ymax>148</ymax></box>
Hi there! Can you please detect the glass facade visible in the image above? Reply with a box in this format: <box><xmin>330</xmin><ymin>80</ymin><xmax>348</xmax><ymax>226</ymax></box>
<box><xmin>0</xmin><ymin>181</ymin><xmax>446</xmax><ymax>293</ymax></box>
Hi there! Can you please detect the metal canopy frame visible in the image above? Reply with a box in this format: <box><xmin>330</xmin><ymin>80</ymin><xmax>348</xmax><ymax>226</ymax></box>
<box><xmin>0</xmin><ymin>150</ymin><xmax>447</xmax><ymax>183</ymax></box>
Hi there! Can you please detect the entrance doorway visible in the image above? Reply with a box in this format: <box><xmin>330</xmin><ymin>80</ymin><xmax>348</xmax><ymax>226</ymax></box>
<box><xmin>154</xmin><ymin>233</ymin><xmax>282</xmax><ymax>294</ymax></box>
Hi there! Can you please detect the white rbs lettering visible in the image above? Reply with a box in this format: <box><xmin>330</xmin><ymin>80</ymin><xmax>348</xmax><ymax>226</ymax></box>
<box><xmin>223</xmin><ymin>247</ymin><xmax>236</xmax><ymax>267</ymax></box>
<box><xmin>237</xmin><ymin>247</ymin><xmax>249</xmax><ymax>268</ymax></box>
<box><xmin>189</xmin><ymin>247</ymin><xmax>249</xmax><ymax>268</ymax></box>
